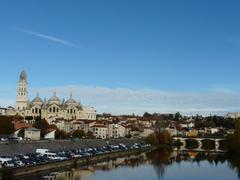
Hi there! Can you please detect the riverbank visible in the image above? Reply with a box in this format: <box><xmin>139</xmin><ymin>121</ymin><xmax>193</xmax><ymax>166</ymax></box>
<box><xmin>11</xmin><ymin>145</ymin><xmax>156</xmax><ymax>178</ymax></box>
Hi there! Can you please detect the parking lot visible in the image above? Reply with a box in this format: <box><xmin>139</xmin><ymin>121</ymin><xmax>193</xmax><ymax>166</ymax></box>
<box><xmin>0</xmin><ymin>141</ymin><xmax>150</xmax><ymax>169</ymax></box>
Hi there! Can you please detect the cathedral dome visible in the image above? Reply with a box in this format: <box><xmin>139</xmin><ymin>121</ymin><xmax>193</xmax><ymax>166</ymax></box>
<box><xmin>19</xmin><ymin>70</ymin><xmax>27</xmax><ymax>81</ymax></box>
<box><xmin>32</xmin><ymin>93</ymin><xmax>43</xmax><ymax>104</ymax></box>
<box><xmin>65</xmin><ymin>93</ymin><xmax>77</xmax><ymax>105</ymax></box>
<box><xmin>48</xmin><ymin>92</ymin><xmax>61</xmax><ymax>105</ymax></box>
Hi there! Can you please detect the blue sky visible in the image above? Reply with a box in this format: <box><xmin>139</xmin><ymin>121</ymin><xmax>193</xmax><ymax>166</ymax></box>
<box><xmin>1</xmin><ymin>0</ymin><xmax>240</xmax><ymax>115</ymax></box>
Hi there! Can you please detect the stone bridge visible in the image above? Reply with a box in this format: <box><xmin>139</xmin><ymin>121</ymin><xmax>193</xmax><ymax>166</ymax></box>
<box><xmin>173</xmin><ymin>137</ymin><xmax>226</xmax><ymax>152</ymax></box>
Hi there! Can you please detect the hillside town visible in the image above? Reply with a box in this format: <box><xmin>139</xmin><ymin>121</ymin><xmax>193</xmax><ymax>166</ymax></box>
<box><xmin>0</xmin><ymin>106</ymin><xmax>238</xmax><ymax>141</ymax></box>
<box><xmin>0</xmin><ymin>71</ymin><xmax>238</xmax><ymax>142</ymax></box>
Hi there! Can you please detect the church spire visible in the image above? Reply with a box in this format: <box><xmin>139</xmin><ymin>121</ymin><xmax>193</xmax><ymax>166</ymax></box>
<box><xmin>19</xmin><ymin>70</ymin><xmax>27</xmax><ymax>82</ymax></box>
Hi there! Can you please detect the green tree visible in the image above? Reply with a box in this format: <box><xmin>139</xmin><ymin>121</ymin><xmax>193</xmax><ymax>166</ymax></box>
<box><xmin>174</xmin><ymin>112</ymin><xmax>182</xmax><ymax>121</ymax></box>
<box><xmin>227</xmin><ymin>119</ymin><xmax>240</xmax><ymax>154</ymax></box>
<box><xmin>33</xmin><ymin>118</ymin><xmax>50</xmax><ymax>137</ymax></box>
<box><xmin>145</xmin><ymin>133</ymin><xmax>159</xmax><ymax>145</ymax></box>
<box><xmin>155</xmin><ymin>120</ymin><xmax>168</xmax><ymax>133</ymax></box>
<box><xmin>157</xmin><ymin>130</ymin><xmax>172</xmax><ymax>144</ymax></box>
<box><xmin>0</xmin><ymin>116</ymin><xmax>15</xmax><ymax>134</ymax></box>
<box><xmin>72</xmin><ymin>129</ymin><xmax>86</xmax><ymax>138</ymax></box>
<box><xmin>55</xmin><ymin>129</ymin><xmax>67</xmax><ymax>139</ymax></box>
<box><xmin>143</xmin><ymin>112</ymin><xmax>152</xmax><ymax>117</ymax></box>
<box><xmin>86</xmin><ymin>131</ymin><xmax>94</xmax><ymax>139</ymax></box>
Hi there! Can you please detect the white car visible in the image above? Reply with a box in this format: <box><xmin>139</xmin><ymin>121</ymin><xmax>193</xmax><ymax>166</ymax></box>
<box><xmin>0</xmin><ymin>156</ymin><xmax>12</xmax><ymax>165</ymax></box>
<box><xmin>3</xmin><ymin>160</ymin><xmax>15</xmax><ymax>167</ymax></box>
<box><xmin>72</xmin><ymin>154</ymin><xmax>82</xmax><ymax>158</ymax></box>
<box><xmin>15</xmin><ymin>160</ymin><xmax>25</xmax><ymax>167</ymax></box>
<box><xmin>0</xmin><ymin>137</ymin><xmax>8</xmax><ymax>141</ymax></box>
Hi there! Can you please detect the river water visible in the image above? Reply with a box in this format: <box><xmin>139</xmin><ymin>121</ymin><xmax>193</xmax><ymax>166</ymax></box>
<box><xmin>22</xmin><ymin>149</ymin><xmax>240</xmax><ymax>180</ymax></box>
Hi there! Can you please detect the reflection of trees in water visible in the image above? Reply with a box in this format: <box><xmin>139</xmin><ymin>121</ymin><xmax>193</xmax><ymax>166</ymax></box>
<box><xmin>174</xmin><ymin>151</ymin><xmax>240</xmax><ymax>179</ymax></box>
<box><xmin>38</xmin><ymin>150</ymin><xmax>240</xmax><ymax>180</ymax></box>
<box><xmin>192</xmin><ymin>152</ymin><xmax>226</xmax><ymax>166</ymax></box>
<box><xmin>124</xmin><ymin>155</ymin><xmax>145</xmax><ymax>168</ymax></box>
<box><xmin>145</xmin><ymin>149</ymin><xmax>240</xmax><ymax>180</ymax></box>
<box><xmin>146</xmin><ymin>148</ymin><xmax>173</xmax><ymax>180</ymax></box>
<box><xmin>227</xmin><ymin>154</ymin><xmax>240</xmax><ymax>179</ymax></box>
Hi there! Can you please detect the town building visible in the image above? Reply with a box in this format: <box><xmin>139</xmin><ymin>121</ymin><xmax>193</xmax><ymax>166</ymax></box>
<box><xmin>44</xmin><ymin>130</ymin><xmax>56</xmax><ymax>140</ymax></box>
<box><xmin>226</xmin><ymin>112</ymin><xmax>240</xmax><ymax>119</ymax></box>
<box><xmin>0</xmin><ymin>107</ymin><xmax>7</xmax><ymax>115</ymax></box>
<box><xmin>91</xmin><ymin>125</ymin><xmax>108</xmax><ymax>139</ymax></box>
<box><xmin>108</xmin><ymin>124</ymin><xmax>126</xmax><ymax>138</ymax></box>
<box><xmin>24</xmin><ymin>127</ymin><xmax>41</xmax><ymax>140</ymax></box>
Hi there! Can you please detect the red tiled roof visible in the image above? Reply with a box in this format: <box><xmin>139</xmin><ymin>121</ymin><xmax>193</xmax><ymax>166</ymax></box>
<box><xmin>92</xmin><ymin>125</ymin><xmax>108</xmax><ymax>128</ymax></box>
<box><xmin>14</xmin><ymin>121</ymin><xmax>32</xmax><ymax>130</ymax></box>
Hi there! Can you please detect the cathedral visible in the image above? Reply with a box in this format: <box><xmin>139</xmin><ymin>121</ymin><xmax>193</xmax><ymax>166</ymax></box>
<box><xmin>15</xmin><ymin>71</ymin><xmax>96</xmax><ymax>122</ymax></box>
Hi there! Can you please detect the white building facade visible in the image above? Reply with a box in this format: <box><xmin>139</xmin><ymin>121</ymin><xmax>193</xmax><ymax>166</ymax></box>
<box><xmin>15</xmin><ymin>71</ymin><xmax>96</xmax><ymax>122</ymax></box>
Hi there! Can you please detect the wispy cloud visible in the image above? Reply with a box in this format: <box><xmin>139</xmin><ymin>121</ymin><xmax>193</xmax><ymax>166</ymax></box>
<box><xmin>28</xmin><ymin>85</ymin><xmax>240</xmax><ymax>116</ymax></box>
<box><xmin>1</xmin><ymin>84</ymin><xmax>240</xmax><ymax>116</ymax></box>
<box><xmin>17</xmin><ymin>29</ymin><xmax>77</xmax><ymax>47</ymax></box>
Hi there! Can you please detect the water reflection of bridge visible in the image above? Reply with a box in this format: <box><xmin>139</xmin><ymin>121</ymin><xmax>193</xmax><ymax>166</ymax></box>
<box><xmin>38</xmin><ymin>148</ymin><xmax>234</xmax><ymax>180</ymax></box>
<box><xmin>173</xmin><ymin>137</ymin><xmax>226</xmax><ymax>152</ymax></box>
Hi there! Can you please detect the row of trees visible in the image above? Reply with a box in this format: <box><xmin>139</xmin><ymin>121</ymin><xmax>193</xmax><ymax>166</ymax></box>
<box><xmin>54</xmin><ymin>129</ymin><xmax>95</xmax><ymax>139</ymax></box>
<box><xmin>145</xmin><ymin>131</ymin><xmax>172</xmax><ymax>145</ymax></box>
<box><xmin>143</xmin><ymin>111</ymin><xmax>237</xmax><ymax>128</ymax></box>
<box><xmin>227</xmin><ymin>119</ymin><xmax>240</xmax><ymax>154</ymax></box>
<box><xmin>195</xmin><ymin>116</ymin><xmax>235</xmax><ymax>129</ymax></box>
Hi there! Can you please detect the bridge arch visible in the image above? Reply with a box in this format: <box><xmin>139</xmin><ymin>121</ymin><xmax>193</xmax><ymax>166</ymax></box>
<box><xmin>173</xmin><ymin>137</ymin><xmax>225</xmax><ymax>152</ymax></box>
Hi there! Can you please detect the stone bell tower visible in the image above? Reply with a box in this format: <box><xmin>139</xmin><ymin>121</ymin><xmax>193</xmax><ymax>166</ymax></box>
<box><xmin>16</xmin><ymin>70</ymin><xmax>28</xmax><ymax>111</ymax></box>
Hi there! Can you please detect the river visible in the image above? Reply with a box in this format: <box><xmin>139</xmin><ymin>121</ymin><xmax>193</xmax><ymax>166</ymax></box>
<box><xmin>16</xmin><ymin>148</ymin><xmax>240</xmax><ymax>180</ymax></box>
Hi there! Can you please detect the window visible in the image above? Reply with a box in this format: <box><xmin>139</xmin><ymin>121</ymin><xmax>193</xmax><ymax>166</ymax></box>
<box><xmin>49</xmin><ymin>108</ymin><xmax>52</xmax><ymax>112</ymax></box>
<box><xmin>53</xmin><ymin>107</ymin><xmax>55</xmax><ymax>113</ymax></box>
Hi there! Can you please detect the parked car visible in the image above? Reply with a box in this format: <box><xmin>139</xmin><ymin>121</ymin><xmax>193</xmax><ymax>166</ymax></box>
<box><xmin>14</xmin><ymin>160</ymin><xmax>25</xmax><ymax>167</ymax></box>
<box><xmin>2</xmin><ymin>160</ymin><xmax>15</xmax><ymax>167</ymax></box>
